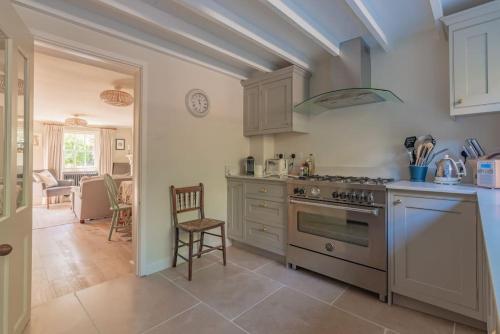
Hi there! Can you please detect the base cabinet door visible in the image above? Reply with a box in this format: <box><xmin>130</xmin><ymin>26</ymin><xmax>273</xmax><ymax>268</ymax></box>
<box><xmin>227</xmin><ymin>181</ymin><xmax>244</xmax><ymax>240</ymax></box>
<box><xmin>392</xmin><ymin>195</ymin><xmax>481</xmax><ymax>318</ymax></box>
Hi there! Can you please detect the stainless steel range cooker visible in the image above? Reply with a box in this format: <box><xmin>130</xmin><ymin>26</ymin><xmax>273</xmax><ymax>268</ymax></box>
<box><xmin>286</xmin><ymin>175</ymin><xmax>393</xmax><ymax>301</ymax></box>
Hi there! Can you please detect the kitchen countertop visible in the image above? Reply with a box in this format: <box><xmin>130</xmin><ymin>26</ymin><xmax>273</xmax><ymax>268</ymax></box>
<box><xmin>226</xmin><ymin>174</ymin><xmax>288</xmax><ymax>182</ymax></box>
<box><xmin>388</xmin><ymin>180</ymin><xmax>500</xmax><ymax>321</ymax></box>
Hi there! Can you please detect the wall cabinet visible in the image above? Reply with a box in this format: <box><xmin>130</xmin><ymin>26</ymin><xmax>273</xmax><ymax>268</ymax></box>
<box><xmin>388</xmin><ymin>190</ymin><xmax>485</xmax><ymax>321</ymax></box>
<box><xmin>241</xmin><ymin>65</ymin><xmax>309</xmax><ymax>136</ymax></box>
<box><xmin>443</xmin><ymin>2</ymin><xmax>500</xmax><ymax>116</ymax></box>
<box><xmin>227</xmin><ymin>177</ymin><xmax>287</xmax><ymax>255</ymax></box>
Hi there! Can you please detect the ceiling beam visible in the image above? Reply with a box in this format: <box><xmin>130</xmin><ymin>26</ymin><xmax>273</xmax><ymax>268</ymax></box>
<box><xmin>344</xmin><ymin>0</ymin><xmax>390</xmax><ymax>52</ymax></box>
<box><xmin>429</xmin><ymin>0</ymin><xmax>444</xmax><ymax>20</ymax></box>
<box><xmin>175</xmin><ymin>0</ymin><xmax>312</xmax><ymax>71</ymax></box>
<box><xmin>93</xmin><ymin>0</ymin><xmax>274</xmax><ymax>72</ymax></box>
<box><xmin>261</xmin><ymin>0</ymin><xmax>340</xmax><ymax>56</ymax></box>
<box><xmin>13</xmin><ymin>0</ymin><xmax>249</xmax><ymax>79</ymax></box>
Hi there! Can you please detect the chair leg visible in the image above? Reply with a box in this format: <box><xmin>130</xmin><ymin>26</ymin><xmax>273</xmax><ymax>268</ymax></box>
<box><xmin>221</xmin><ymin>225</ymin><xmax>227</xmax><ymax>266</ymax></box>
<box><xmin>198</xmin><ymin>232</ymin><xmax>204</xmax><ymax>258</ymax></box>
<box><xmin>188</xmin><ymin>232</ymin><xmax>194</xmax><ymax>281</ymax></box>
<box><xmin>108</xmin><ymin>211</ymin><xmax>117</xmax><ymax>241</ymax></box>
<box><xmin>173</xmin><ymin>227</ymin><xmax>179</xmax><ymax>268</ymax></box>
<box><xmin>46</xmin><ymin>198</ymin><xmax>49</xmax><ymax>209</ymax></box>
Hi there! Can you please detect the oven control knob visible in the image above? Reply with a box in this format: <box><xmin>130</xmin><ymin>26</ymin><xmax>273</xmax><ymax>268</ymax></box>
<box><xmin>294</xmin><ymin>187</ymin><xmax>305</xmax><ymax>195</ymax></box>
<box><xmin>331</xmin><ymin>191</ymin><xmax>339</xmax><ymax>199</ymax></box>
<box><xmin>310</xmin><ymin>186</ymin><xmax>320</xmax><ymax>197</ymax></box>
<box><xmin>367</xmin><ymin>192</ymin><xmax>374</xmax><ymax>203</ymax></box>
<box><xmin>351</xmin><ymin>191</ymin><xmax>359</xmax><ymax>201</ymax></box>
<box><xmin>360</xmin><ymin>191</ymin><xmax>367</xmax><ymax>202</ymax></box>
<box><xmin>325</xmin><ymin>243</ymin><xmax>334</xmax><ymax>252</ymax></box>
<box><xmin>339</xmin><ymin>192</ymin><xmax>347</xmax><ymax>200</ymax></box>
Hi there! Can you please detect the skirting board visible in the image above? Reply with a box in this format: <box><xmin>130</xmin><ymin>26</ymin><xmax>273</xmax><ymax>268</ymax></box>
<box><xmin>143</xmin><ymin>238</ymin><xmax>233</xmax><ymax>275</ymax></box>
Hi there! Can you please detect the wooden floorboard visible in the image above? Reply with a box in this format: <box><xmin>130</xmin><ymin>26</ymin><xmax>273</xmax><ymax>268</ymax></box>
<box><xmin>32</xmin><ymin>204</ymin><xmax>133</xmax><ymax>307</ymax></box>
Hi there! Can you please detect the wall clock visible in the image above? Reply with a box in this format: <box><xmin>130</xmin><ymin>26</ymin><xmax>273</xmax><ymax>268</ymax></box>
<box><xmin>185</xmin><ymin>89</ymin><xmax>209</xmax><ymax>117</ymax></box>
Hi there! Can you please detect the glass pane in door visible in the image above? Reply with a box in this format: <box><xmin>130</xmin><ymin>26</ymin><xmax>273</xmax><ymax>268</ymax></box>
<box><xmin>0</xmin><ymin>31</ymin><xmax>6</xmax><ymax>217</ymax></box>
<box><xmin>16</xmin><ymin>51</ymin><xmax>27</xmax><ymax>208</ymax></box>
<box><xmin>297</xmin><ymin>211</ymin><xmax>369</xmax><ymax>247</ymax></box>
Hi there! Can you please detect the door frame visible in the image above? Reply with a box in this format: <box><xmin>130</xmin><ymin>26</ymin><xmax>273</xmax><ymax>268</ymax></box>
<box><xmin>32</xmin><ymin>32</ymin><xmax>149</xmax><ymax>276</ymax></box>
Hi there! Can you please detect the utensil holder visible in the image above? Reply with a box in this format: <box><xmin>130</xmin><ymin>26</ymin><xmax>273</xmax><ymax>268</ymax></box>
<box><xmin>409</xmin><ymin>165</ymin><xmax>428</xmax><ymax>182</ymax></box>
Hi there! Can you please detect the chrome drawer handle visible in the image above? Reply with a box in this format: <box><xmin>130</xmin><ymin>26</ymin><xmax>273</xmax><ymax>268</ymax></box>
<box><xmin>259</xmin><ymin>187</ymin><xmax>268</xmax><ymax>193</ymax></box>
<box><xmin>258</xmin><ymin>202</ymin><xmax>268</xmax><ymax>208</ymax></box>
<box><xmin>261</xmin><ymin>227</ymin><xmax>268</xmax><ymax>232</ymax></box>
<box><xmin>393</xmin><ymin>199</ymin><xmax>402</xmax><ymax>205</ymax></box>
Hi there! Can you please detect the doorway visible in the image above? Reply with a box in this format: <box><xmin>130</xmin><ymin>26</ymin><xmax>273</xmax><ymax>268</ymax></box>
<box><xmin>30</xmin><ymin>39</ymin><xmax>143</xmax><ymax>307</ymax></box>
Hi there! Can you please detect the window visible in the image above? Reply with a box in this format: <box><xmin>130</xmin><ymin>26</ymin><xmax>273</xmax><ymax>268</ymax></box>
<box><xmin>63</xmin><ymin>132</ymin><xmax>97</xmax><ymax>170</ymax></box>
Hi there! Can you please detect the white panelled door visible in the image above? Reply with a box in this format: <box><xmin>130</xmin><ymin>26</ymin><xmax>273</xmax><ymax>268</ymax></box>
<box><xmin>0</xmin><ymin>2</ymin><xmax>34</xmax><ymax>334</ymax></box>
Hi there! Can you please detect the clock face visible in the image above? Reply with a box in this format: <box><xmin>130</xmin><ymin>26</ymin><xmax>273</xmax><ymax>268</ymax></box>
<box><xmin>186</xmin><ymin>89</ymin><xmax>209</xmax><ymax>117</ymax></box>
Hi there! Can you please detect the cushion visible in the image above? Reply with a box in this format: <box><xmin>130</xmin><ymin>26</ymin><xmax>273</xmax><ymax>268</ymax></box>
<box><xmin>32</xmin><ymin>173</ymin><xmax>42</xmax><ymax>183</ymax></box>
<box><xmin>37</xmin><ymin>170</ymin><xmax>59</xmax><ymax>188</ymax></box>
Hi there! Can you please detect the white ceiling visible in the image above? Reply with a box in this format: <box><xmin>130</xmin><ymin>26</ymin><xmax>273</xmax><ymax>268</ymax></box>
<box><xmin>14</xmin><ymin>0</ymin><xmax>493</xmax><ymax>80</ymax></box>
<box><xmin>34</xmin><ymin>51</ymin><xmax>134</xmax><ymax>127</ymax></box>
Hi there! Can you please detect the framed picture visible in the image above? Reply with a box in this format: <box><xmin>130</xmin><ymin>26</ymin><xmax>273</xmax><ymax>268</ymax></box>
<box><xmin>115</xmin><ymin>139</ymin><xmax>125</xmax><ymax>150</ymax></box>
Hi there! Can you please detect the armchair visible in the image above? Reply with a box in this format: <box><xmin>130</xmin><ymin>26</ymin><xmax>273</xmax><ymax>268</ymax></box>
<box><xmin>33</xmin><ymin>169</ymin><xmax>74</xmax><ymax>209</ymax></box>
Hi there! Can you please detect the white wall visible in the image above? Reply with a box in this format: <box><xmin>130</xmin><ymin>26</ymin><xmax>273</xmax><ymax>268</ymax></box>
<box><xmin>274</xmin><ymin>28</ymin><xmax>500</xmax><ymax>181</ymax></box>
<box><xmin>18</xmin><ymin>7</ymin><xmax>248</xmax><ymax>274</ymax></box>
<box><xmin>112</xmin><ymin>127</ymin><xmax>133</xmax><ymax>163</ymax></box>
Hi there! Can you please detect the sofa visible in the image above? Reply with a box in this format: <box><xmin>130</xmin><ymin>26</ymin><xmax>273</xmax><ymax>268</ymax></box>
<box><xmin>73</xmin><ymin>175</ymin><xmax>132</xmax><ymax>224</ymax></box>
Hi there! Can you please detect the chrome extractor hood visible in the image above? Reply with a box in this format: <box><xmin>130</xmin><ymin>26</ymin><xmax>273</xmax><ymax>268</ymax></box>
<box><xmin>294</xmin><ymin>38</ymin><xmax>402</xmax><ymax>116</ymax></box>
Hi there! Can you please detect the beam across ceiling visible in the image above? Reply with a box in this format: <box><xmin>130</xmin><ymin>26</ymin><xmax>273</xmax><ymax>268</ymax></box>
<box><xmin>344</xmin><ymin>0</ymin><xmax>390</xmax><ymax>52</ymax></box>
<box><xmin>94</xmin><ymin>0</ymin><xmax>275</xmax><ymax>72</ymax></box>
<box><xmin>261</xmin><ymin>0</ymin><xmax>340</xmax><ymax>56</ymax></box>
<box><xmin>175</xmin><ymin>0</ymin><xmax>312</xmax><ymax>71</ymax></box>
<box><xmin>13</xmin><ymin>0</ymin><xmax>249</xmax><ymax>79</ymax></box>
<box><xmin>429</xmin><ymin>0</ymin><xmax>444</xmax><ymax>20</ymax></box>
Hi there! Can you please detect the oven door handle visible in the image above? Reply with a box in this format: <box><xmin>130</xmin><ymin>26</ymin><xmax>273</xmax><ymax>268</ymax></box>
<box><xmin>289</xmin><ymin>199</ymin><xmax>379</xmax><ymax>216</ymax></box>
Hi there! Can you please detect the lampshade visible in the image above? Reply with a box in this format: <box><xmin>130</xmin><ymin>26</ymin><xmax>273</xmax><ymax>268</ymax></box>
<box><xmin>100</xmin><ymin>89</ymin><xmax>133</xmax><ymax>107</ymax></box>
<box><xmin>64</xmin><ymin>116</ymin><xmax>88</xmax><ymax>127</ymax></box>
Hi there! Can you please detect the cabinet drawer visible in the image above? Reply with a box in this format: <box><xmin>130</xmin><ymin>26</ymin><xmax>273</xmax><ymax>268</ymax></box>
<box><xmin>245</xmin><ymin>182</ymin><xmax>285</xmax><ymax>199</ymax></box>
<box><xmin>245</xmin><ymin>198</ymin><xmax>286</xmax><ymax>227</ymax></box>
<box><xmin>245</xmin><ymin>220</ymin><xmax>285</xmax><ymax>255</ymax></box>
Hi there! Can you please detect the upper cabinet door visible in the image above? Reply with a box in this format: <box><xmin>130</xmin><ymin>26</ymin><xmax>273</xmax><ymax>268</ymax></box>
<box><xmin>451</xmin><ymin>17</ymin><xmax>500</xmax><ymax>115</ymax></box>
<box><xmin>260</xmin><ymin>77</ymin><xmax>292</xmax><ymax>132</ymax></box>
<box><xmin>243</xmin><ymin>84</ymin><xmax>260</xmax><ymax>136</ymax></box>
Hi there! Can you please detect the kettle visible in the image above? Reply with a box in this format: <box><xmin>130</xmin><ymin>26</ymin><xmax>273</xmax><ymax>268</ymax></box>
<box><xmin>434</xmin><ymin>154</ymin><xmax>466</xmax><ymax>185</ymax></box>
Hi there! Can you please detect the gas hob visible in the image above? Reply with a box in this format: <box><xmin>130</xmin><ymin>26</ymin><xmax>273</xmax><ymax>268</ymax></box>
<box><xmin>288</xmin><ymin>174</ymin><xmax>394</xmax><ymax>208</ymax></box>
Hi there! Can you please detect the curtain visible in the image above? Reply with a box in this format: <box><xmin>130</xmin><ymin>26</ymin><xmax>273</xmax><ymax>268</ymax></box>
<box><xmin>43</xmin><ymin>124</ymin><xmax>64</xmax><ymax>204</ymax></box>
<box><xmin>99</xmin><ymin>128</ymin><xmax>115</xmax><ymax>176</ymax></box>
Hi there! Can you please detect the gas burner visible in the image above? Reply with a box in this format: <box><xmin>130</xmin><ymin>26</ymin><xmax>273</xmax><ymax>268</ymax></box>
<box><xmin>304</xmin><ymin>175</ymin><xmax>394</xmax><ymax>185</ymax></box>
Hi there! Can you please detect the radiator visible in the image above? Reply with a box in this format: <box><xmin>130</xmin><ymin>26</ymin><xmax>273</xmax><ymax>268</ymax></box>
<box><xmin>63</xmin><ymin>171</ymin><xmax>98</xmax><ymax>186</ymax></box>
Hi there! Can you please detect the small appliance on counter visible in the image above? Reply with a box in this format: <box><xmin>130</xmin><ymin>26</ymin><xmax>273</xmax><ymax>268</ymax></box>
<box><xmin>265</xmin><ymin>158</ymin><xmax>288</xmax><ymax>177</ymax></box>
<box><xmin>244</xmin><ymin>156</ymin><xmax>255</xmax><ymax>176</ymax></box>
<box><xmin>477</xmin><ymin>152</ymin><xmax>500</xmax><ymax>189</ymax></box>
<box><xmin>434</xmin><ymin>154</ymin><xmax>466</xmax><ymax>185</ymax></box>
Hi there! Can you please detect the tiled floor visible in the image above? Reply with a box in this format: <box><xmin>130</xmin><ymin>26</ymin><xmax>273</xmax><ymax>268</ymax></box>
<box><xmin>32</xmin><ymin>204</ymin><xmax>133</xmax><ymax>307</ymax></box>
<box><xmin>25</xmin><ymin>246</ymin><xmax>486</xmax><ymax>334</ymax></box>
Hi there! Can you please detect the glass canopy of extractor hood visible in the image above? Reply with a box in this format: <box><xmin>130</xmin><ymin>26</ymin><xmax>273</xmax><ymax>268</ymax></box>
<box><xmin>294</xmin><ymin>88</ymin><xmax>403</xmax><ymax>116</ymax></box>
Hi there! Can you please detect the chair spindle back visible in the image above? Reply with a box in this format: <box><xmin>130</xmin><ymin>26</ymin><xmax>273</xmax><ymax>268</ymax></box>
<box><xmin>170</xmin><ymin>183</ymin><xmax>205</xmax><ymax>226</ymax></box>
<box><xmin>103</xmin><ymin>174</ymin><xmax>120</xmax><ymax>210</ymax></box>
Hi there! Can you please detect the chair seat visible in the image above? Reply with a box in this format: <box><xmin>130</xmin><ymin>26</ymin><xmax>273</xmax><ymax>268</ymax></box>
<box><xmin>178</xmin><ymin>218</ymin><xmax>224</xmax><ymax>232</ymax></box>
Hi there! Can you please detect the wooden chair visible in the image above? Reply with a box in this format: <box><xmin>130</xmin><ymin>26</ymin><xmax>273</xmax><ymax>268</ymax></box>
<box><xmin>170</xmin><ymin>183</ymin><xmax>226</xmax><ymax>281</ymax></box>
<box><xmin>103</xmin><ymin>174</ymin><xmax>132</xmax><ymax>241</ymax></box>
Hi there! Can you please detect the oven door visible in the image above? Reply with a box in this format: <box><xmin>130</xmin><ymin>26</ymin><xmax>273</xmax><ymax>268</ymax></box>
<box><xmin>288</xmin><ymin>197</ymin><xmax>386</xmax><ymax>270</ymax></box>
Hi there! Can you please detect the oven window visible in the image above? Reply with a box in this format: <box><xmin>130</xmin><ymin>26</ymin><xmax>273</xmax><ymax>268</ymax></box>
<box><xmin>297</xmin><ymin>211</ymin><xmax>369</xmax><ymax>247</ymax></box>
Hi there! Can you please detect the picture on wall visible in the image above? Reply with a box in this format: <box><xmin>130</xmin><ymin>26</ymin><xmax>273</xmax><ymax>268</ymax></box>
<box><xmin>115</xmin><ymin>138</ymin><xmax>125</xmax><ymax>150</ymax></box>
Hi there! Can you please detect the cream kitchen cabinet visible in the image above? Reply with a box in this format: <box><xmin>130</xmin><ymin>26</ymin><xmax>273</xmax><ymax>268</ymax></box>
<box><xmin>226</xmin><ymin>176</ymin><xmax>287</xmax><ymax>255</ymax></box>
<box><xmin>241</xmin><ymin>65</ymin><xmax>309</xmax><ymax>136</ymax></box>
<box><xmin>443</xmin><ymin>2</ymin><xmax>500</xmax><ymax>116</ymax></box>
<box><xmin>227</xmin><ymin>180</ymin><xmax>244</xmax><ymax>241</ymax></box>
<box><xmin>388</xmin><ymin>190</ymin><xmax>485</xmax><ymax>321</ymax></box>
